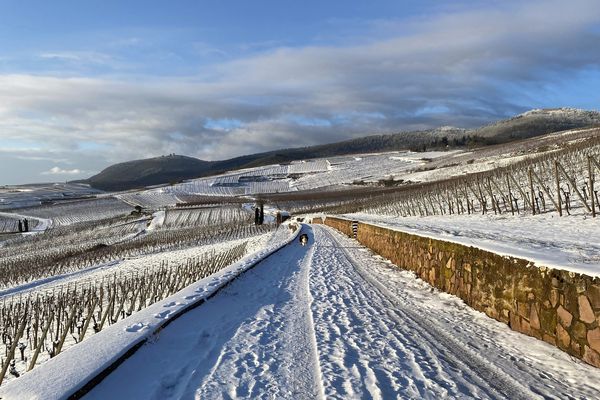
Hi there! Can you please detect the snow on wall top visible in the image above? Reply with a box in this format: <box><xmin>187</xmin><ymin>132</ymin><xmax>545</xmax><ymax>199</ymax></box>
<box><xmin>345</xmin><ymin>212</ymin><xmax>600</xmax><ymax>278</ymax></box>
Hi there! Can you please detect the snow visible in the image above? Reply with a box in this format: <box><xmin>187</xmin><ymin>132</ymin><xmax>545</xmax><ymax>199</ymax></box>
<box><xmin>146</xmin><ymin>210</ymin><xmax>165</xmax><ymax>231</ymax></box>
<box><xmin>0</xmin><ymin>230</ymin><xmax>279</xmax><ymax>305</ymax></box>
<box><xmin>86</xmin><ymin>226</ymin><xmax>320</xmax><ymax>400</ymax></box>
<box><xmin>0</xmin><ymin>224</ymin><xmax>300</xmax><ymax>400</ymax></box>
<box><xmin>118</xmin><ymin>150</ymin><xmax>459</xmax><ymax>201</ymax></box>
<box><xmin>17</xmin><ymin>198</ymin><xmax>132</xmax><ymax>226</ymax></box>
<box><xmin>0</xmin><ymin>259</ymin><xmax>122</xmax><ymax>299</ymax></box>
<box><xmin>0</xmin><ymin>183</ymin><xmax>101</xmax><ymax>210</ymax></box>
<box><xmin>68</xmin><ymin>225</ymin><xmax>600</xmax><ymax>399</ymax></box>
<box><xmin>0</xmin><ymin>211</ymin><xmax>53</xmax><ymax>232</ymax></box>
<box><xmin>345</xmin><ymin>212</ymin><xmax>600</xmax><ymax>277</ymax></box>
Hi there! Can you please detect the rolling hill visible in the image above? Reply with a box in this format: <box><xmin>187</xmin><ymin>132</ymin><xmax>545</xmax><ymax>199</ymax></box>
<box><xmin>83</xmin><ymin>108</ymin><xmax>600</xmax><ymax>191</ymax></box>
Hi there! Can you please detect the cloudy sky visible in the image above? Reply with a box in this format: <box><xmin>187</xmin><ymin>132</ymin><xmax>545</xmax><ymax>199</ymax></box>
<box><xmin>1</xmin><ymin>0</ymin><xmax>600</xmax><ymax>184</ymax></box>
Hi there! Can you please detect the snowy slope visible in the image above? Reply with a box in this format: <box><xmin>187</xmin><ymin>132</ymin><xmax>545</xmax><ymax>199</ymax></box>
<box><xmin>0</xmin><ymin>224</ymin><xmax>299</xmax><ymax>400</ymax></box>
<box><xmin>344</xmin><ymin>212</ymin><xmax>600</xmax><ymax>277</ymax></box>
<box><xmin>79</xmin><ymin>225</ymin><xmax>600</xmax><ymax>399</ymax></box>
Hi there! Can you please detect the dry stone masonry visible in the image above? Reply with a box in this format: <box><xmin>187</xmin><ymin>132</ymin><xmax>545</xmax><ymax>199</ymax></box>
<box><xmin>320</xmin><ymin>216</ymin><xmax>600</xmax><ymax>368</ymax></box>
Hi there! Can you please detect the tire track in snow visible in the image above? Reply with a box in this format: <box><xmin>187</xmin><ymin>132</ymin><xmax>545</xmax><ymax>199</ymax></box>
<box><xmin>82</xmin><ymin>224</ymin><xmax>600</xmax><ymax>399</ymax></box>
<box><xmin>311</xmin><ymin>225</ymin><xmax>536</xmax><ymax>400</ymax></box>
<box><xmin>310</xmin><ymin>227</ymin><xmax>463</xmax><ymax>399</ymax></box>
<box><xmin>189</xmin><ymin>227</ymin><xmax>323</xmax><ymax>400</ymax></box>
<box><xmin>318</xmin><ymin>225</ymin><xmax>600</xmax><ymax>400</ymax></box>
<box><xmin>84</xmin><ymin>226</ymin><xmax>322</xmax><ymax>400</ymax></box>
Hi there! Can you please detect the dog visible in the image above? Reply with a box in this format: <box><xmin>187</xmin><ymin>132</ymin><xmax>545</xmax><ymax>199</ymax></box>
<box><xmin>299</xmin><ymin>234</ymin><xmax>308</xmax><ymax>246</ymax></box>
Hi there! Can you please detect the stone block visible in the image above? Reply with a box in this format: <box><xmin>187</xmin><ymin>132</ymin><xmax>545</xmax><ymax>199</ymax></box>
<box><xmin>521</xmin><ymin>318</ymin><xmax>531</xmax><ymax>335</ymax></box>
<box><xmin>556</xmin><ymin>323</ymin><xmax>571</xmax><ymax>349</ymax></box>
<box><xmin>576</xmin><ymin>279</ymin><xmax>587</xmax><ymax>294</ymax></box>
<box><xmin>510</xmin><ymin>312</ymin><xmax>521</xmax><ymax>331</ymax></box>
<box><xmin>557</xmin><ymin>305</ymin><xmax>573</xmax><ymax>328</ymax></box>
<box><xmin>543</xmin><ymin>333</ymin><xmax>556</xmax><ymax>345</ymax></box>
<box><xmin>578</xmin><ymin>295</ymin><xmax>595</xmax><ymax>324</ymax></box>
<box><xmin>588</xmin><ymin>285</ymin><xmax>600</xmax><ymax>309</ymax></box>
<box><xmin>517</xmin><ymin>302</ymin><xmax>529</xmax><ymax>319</ymax></box>
<box><xmin>530</xmin><ymin>305</ymin><xmax>541</xmax><ymax>330</ymax></box>
<box><xmin>572</xmin><ymin>321</ymin><xmax>587</xmax><ymax>342</ymax></box>
<box><xmin>543</xmin><ymin>300</ymin><xmax>551</xmax><ymax>309</ymax></box>
<box><xmin>588</xmin><ymin>327</ymin><xmax>600</xmax><ymax>353</ymax></box>
<box><xmin>583</xmin><ymin>346</ymin><xmax>600</xmax><ymax>368</ymax></box>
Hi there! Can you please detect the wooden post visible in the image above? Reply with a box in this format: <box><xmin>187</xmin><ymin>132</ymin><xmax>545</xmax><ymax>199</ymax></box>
<box><xmin>508</xmin><ymin>172</ymin><xmax>531</xmax><ymax>211</ymax></box>
<box><xmin>485</xmin><ymin>178</ymin><xmax>499</xmax><ymax>214</ymax></box>
<box><xmin>506</xmin><ymin>174</ymin><xmax>515</xmax><ymax>215</ymax></box>
<box><xmin>28</xmin><ymin>311</ymin><xmax>54</xmax><ymax>371</ymax></box>
<box><xmin>554</xmin><ymin>161</ymin><xmax>562</xmax><ymax>216</ymax></box>
<box><xmin>477</xmin><ymin>179</ymin><xmax>486</xmax><ymax>214</ymax></box>
<box><xmin>0</xmin><ymin>313</ymin><xmax>28</xmax><ymax>385</ymax></box>
<box><xmin>531</xmin><ymin>169</ymin><xmax>560</xmax><ymax>213</ymax></box>
<box><xmin>528</xmin><ymin>168</ymin><xmax>536</xmax><ymax>215</ymax></box>
<box><xmin>489</xmin><ymin>177</ymin><xmax>509</xmax><ymax>213</ymax></box>
<box><xmin>78</xmin><ymin>298</ymin><xmax>98</xmax><ymax>343</ymax></box>
<box><xmin>590</xmin><ymin>156</ymin><xmax>596</xmax><ymax>218</ymax></box>
<box><xmin>54</xmin><ymin>305</ymin><xmax>77</xmax><ymax>356</ymax></box>
<box><xmin>556</xmin><ymin>161</ymin><xmax>591</xmax><ymax>213</ymax></box>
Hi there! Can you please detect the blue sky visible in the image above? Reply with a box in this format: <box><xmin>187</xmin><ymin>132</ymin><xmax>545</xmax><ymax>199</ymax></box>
<box><xmin>1</xmin><ymin>0</ymin><xmax>600</xmax><ymax>184</ymax></box>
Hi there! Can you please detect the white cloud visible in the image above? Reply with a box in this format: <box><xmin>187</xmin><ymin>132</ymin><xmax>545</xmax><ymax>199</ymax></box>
<box><xmin>41</xmin><ymin>166</ymin><xmax>83</xmax><ymax>175</ymax></box>
<box><xmin>0</xmin><ymin>0</ymin><xmax>598</xmax><ymax>182</ymax></box>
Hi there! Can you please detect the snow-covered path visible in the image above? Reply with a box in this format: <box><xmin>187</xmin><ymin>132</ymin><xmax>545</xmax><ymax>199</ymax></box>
<box><xmin>0</xmin><ymin>210</ymin><xmax>52</xmax><ymax>232</ymax></box>
<box><xmin>85</xmin><ymin>226</ymin><xmax>323</xmax><ymax>400</ymax></box>
<box><xmin>84</xmin><ymin>225</ymin><xmax>600</xmax><ymax>399</ymax></box>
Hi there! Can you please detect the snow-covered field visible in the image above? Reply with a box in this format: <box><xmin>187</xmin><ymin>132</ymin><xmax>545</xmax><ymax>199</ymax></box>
<box><xmin>0</xmin><ymin>224</ymin><xmax>300</xmax><ymax>399</ymax></box>
<box><xmin>49</xmin><ymin>225</ymin><xmax>598</xmax><ymax>399</ymax></box>
<box><xmin>344</xmin><ymin>212</ymin><xmax>600</xmax><ymax>277</ymax></box>
<box><xmin>0</xmin><ymin>183</ymin><xmax>101</xmax><ymax>210</ymax></box>
<box><xmin>1</xmin><ymin>129</ymin><xmax>598</xmax><ymax>397</ymax></box>
<box><xmin>12</xmin><ymin>197</ymin><xmax>132</xmax><ymax>227</ymax></box>
<box><xmin>0</xmin><ymin>232</ymin><xmax>275</xmax><ymax>300</ymax></box>
<box><xmin>116</xmin><ymin>151</ymin><xmax>459</xmax><ymax>209</ymax></box>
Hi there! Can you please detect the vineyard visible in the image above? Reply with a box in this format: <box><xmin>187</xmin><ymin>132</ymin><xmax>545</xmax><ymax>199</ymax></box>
<box><xmin>19</xmin><ymin>198</ymin><xmax>133</xmax><ymax>226</ymax></box>
<box><xmin>0</xmin><ymin>216</ymin><xmax>40</xmax><ymax>233</ymax></box>
<box><xmin>162</xmin><ymin>205</ymin><xmax>251</xmax><ymax>229</ymax></box>
<box><xmin>0</xmin><ymin>215</ymin><xmax>147</xmax><ymax>288</ymax></box>
<box><xmin>0</xmin><ymin>192</ymin><xmax>285</xmax><ymax>384</ymax></box>
<box><xmin>0</xmin><ymin>241</ymin><xmax>250</xmax><ymax>383</ymax></box>
<box><xmin>0</xmin><ymin>183</ymin><xmax>101</xmax><ymax>211</ymax></box>
<box><xmin>126</xmin><ymin>152</ymin><xmax>446</xmax><ymax>201</ymax></box>
<box><xmin>117</xmin><ymin>191</ymin><xmax>181</xmax><ymax>209</ymax></box>
<box><xmin>360</xmin><ymin>136</ymin><xmax>600</xmax><ymax>218</ymax></box>
<box><xmin>0</xmin><ymin>206</ymin><xmax>267</xmax><ymax>290</ymax></box>
<box><xmin>276</xmin><ymin>134</ymin><xmax>600</xmax><ymax>219</ymax></box>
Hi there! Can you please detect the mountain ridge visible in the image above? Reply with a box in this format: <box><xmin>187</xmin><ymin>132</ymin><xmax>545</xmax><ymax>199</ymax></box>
<box><xmin>82</xmin><ymin>108</ymin><xmax>600</xmax><ymax>191</ymax></box>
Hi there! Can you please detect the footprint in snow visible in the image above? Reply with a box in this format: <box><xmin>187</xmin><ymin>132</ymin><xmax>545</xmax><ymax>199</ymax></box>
<box><xmin>154</xmin><ymin>310</ymin><xmax>171</xmax><ymax>319</ymax></box>
<box><xmin>125</xmin><ymin>323</ymin><xmax>148</xmax><ymax>333</ymax></box>
<box><xmin>163</xmin><ymin>301</ymin><xmax>180</xmax><ymax>308</ymax></box>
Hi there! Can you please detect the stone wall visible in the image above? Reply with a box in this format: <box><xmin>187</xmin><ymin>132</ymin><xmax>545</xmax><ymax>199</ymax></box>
<box><xmin>323</xmin><ymin>216</ymin><xmax>353</xmax><ymax>237</ymax></box>
<box><xmin>321</xmin><ymin>217</ymin><xmax>600</xmax><ymax>368</ymax></box>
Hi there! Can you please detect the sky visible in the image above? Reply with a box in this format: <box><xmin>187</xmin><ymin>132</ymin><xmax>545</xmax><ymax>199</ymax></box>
<box><xmin>1</xmin><ymin>0</ymin><xmax>600</xmax><ymax>184</ymax></box>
